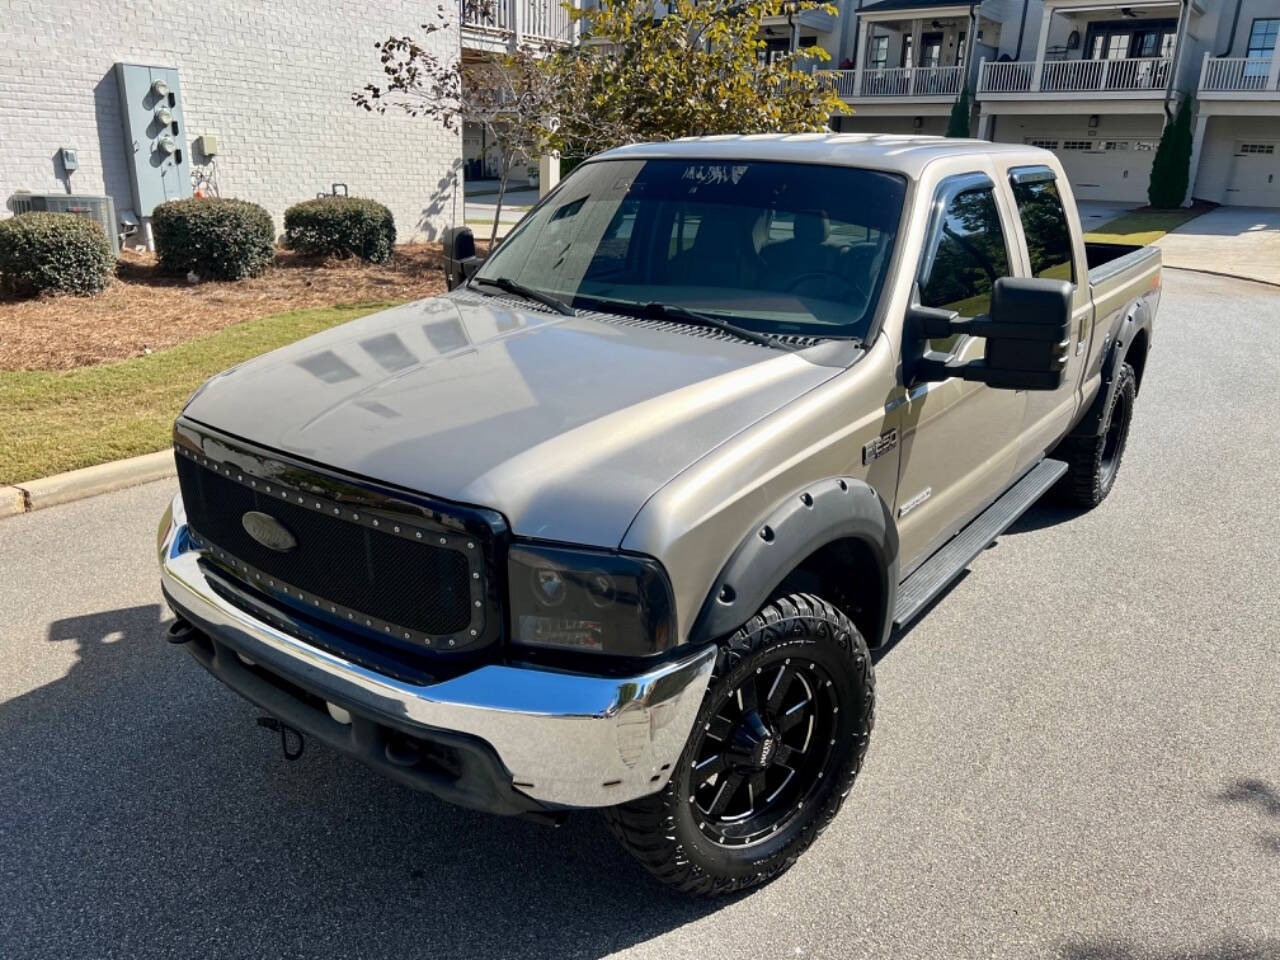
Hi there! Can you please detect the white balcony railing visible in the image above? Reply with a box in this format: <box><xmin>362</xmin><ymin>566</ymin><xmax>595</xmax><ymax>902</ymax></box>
<box><xmin>1201</xmin><ymin>56</ymin><xmax>1276</xmax><ymax>92</ymax></box>
<box><xmin>979</xmin><ymin>57</ymin><xmax>1170</xmax><ymax>94</ymax></box>
<box><xmin>522</xmin><ymin>0</ymin><xmax>572</xmax><ymax>41</ymax></box>
<box><xmin>461</xmin><ymin>0</ymin><xmax>574</xmax><ymax>44</ymax></box>
<box><xmin>462</xmin><ymin>0</ymin><xmax>513</xmax><ymax>33</ymax></box>
<box><xmin>979</xmin><ymin>59</ymin><xmax>1034</xmax><ymax>93</ymax></box>
<box><xmin>822</xmin><ymin>64</ymin><xmax>964</xmax><ymax>100</ymax></box>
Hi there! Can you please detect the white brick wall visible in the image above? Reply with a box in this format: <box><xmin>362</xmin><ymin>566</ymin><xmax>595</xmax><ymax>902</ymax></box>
<box><xmin>0</xmin><ymin>0</ymin><xmax>463</xmax><ymax>242</ymax></box>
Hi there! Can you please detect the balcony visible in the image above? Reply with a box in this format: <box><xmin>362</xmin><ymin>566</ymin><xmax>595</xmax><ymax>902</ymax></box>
<box><xmin>978</xmin><ymin>57</ymin><xmax>1171</xmax><ymax>98</ymax></box>
<box><xmin>461</xmin><ymin>0</ymin><xmax>575</xmax><ymax>52</ymax></box>
<box><xmin>823</xmin><ymin>65</ymin><xmax>966</xmax><ymax>103</ymax></box>
<box><xmin>1199</xmin><ymin>56</ymin><xmax>1280</xmax><ymax>98</ymax></box>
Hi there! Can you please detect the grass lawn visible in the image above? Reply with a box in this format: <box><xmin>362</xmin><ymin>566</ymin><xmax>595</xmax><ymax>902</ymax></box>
<box><xmin>0</xmin><ymin>301</ymin><xmax>396</xmax><ymax>486</ymax></box>
<box><xmin>1085</xmin><ymin>208</ymin><xmax>1206</xmax><ymax>246</ymax></box>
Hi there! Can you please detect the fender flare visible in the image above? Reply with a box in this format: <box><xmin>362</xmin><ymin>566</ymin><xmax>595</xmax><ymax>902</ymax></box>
<box><xmin>1070</xmin><ymin>299</ymin><xmax>1151</xmax><ymax>438</ymax></box>
<box><xmin>687</xmin><ymin>477</ymin><xmax>899</xmax><ymax>651</ymax></box>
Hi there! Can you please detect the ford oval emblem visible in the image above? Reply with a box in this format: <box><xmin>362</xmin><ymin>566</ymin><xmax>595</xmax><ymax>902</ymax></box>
<box><xmin>241</xmin><ymin>511</ymin><xmax>297</xmax><ymax>552</ymax></box>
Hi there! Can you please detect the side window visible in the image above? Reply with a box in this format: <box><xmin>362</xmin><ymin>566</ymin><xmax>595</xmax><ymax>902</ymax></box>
<box><xmin>1011</xmin><ymin>176</ymin><xmax>1075</xmax><ymax>283</ymax></box>
<box><xmin>919</xmin><ymin>185</ymin><xmax>1012</xmax><ymax>328</ymax></box>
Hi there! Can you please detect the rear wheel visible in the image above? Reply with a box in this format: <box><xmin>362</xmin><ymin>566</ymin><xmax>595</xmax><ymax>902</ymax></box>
<box><xmin>1054</xmin><ymin>361</ymin><xmax>1136</xmax><ymax>508</ymax></box>
<box><xmin>603</xmin><ymin>594</ymin><xmax>874</xmax><ymax>896</ymax></box>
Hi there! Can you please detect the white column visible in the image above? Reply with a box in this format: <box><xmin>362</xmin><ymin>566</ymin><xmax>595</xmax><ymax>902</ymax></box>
<box><xmin>1268</xmin><ymin>49</ymin><xmax>1280</xmax><ymax>90</ymax></box>
<box><xmin>538</xmin><ymin>151</ymin><xmax>560</xmax><ymax>198</ymax></box>
<box><xmin>512</xmin><ymin>0</ymin><xmax>524</xmax><ymax>47</ymax></box>
<box><xmin>1185</xmin><ymin>112</ymin><xmax>1209</xmax><ymax>207</ymax></box>
<box><xmin>976</xmin><ymin>108</ymin><xmax>994</xmax><ymax>141</ymax></box>
<box><xmin>854</xmin><ymin>21</ymin><xmax>870</xmax><ymax>97</ymax></box>
<box><xmin>1197</xmin><ymin>51</ymin><xmax>1210</xmax><ymax>92</ymax></box>
<box><xmin>1031</xmin><ymin>6</ymin><xmax>1054</xmax><ymax>92</ymax></box>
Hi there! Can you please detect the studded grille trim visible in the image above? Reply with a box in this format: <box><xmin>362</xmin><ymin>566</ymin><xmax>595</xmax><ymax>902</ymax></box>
<box><xmin>173</xmin><ymin>439</ymin><xmax>492</xmax><ymax>653</ymax></box>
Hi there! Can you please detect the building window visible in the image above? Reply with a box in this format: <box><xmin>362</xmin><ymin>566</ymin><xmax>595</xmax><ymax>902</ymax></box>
<box><xmin>1025</xmin><ymin>139</ymin><xmax>1059</xmax><ymax>149</ymax></box>
<box><xmin>1134</xmin><ymin>140</ymin><xmax>1158</xmax><ymax>151</ymax></box>
<box><xmin>1102</xmin><ymin>141</ymin><xmax>1130</xmax><ymax>151</ymax></box>
<box><xmin>1247</xmin><ymin>19</ymin><xmax>1280</xmax><ymax>59</ymax></box>
<box><xmin>1061</xmin><ymin>140</ymin><xmax>1093</xmax><ymax>150</ymax></box>
<box><xmin>1237</xmin><ymin>142</ymin><xmax>1276</xmax><ymax>155</ymax></box>
<box><xmin>869</xmin><ymin>34</ymin><xmax>888</xmax><ymax>69</ymax></box>
<box><xmin>920</xmin><ymin>31</ymin><xmax>943</xmax><ymax>68</ymax></box>
<box><xmin>760</xmin><ymin>37</ymin><xmax>790</xmax><ymax>65</ymax></box>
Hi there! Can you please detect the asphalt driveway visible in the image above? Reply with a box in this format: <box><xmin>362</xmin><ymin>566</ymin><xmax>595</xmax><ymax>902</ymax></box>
<box><xmin>1</xmin><ymin>270</ymin><xmax>1277</xmax><ymax>959</ymax></box>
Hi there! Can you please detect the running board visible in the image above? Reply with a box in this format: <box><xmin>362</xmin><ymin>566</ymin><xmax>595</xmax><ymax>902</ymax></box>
<box><xmin>892</xmin><ymin>458</ymin><xmax>1067</xmax><ymax>630</ymax></box>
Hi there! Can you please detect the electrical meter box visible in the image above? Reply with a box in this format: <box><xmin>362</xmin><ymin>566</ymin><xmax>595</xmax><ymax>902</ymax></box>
<box><xmin>114</xmin><ymin>62</ymin><xmax>193</xmax><ymax>216</ymax></box>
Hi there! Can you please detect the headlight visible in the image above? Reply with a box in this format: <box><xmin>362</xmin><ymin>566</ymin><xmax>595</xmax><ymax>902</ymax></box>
<box><xmin>508</xmin><ymin>543</ymin><xmax>677</xmax><ymax>656</ymax></box>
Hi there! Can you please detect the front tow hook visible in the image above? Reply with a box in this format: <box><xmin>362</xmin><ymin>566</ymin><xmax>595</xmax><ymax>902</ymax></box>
<box><xmin>166</xmin><ymin>618</ymin><xmax>196</xmax><ymax>644</ymax></box>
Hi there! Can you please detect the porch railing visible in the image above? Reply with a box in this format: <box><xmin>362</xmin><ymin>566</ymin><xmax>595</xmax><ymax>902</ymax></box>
<box><xmin>1041</xmin><ymin>57</ymin><xmax>1170</xmax><ymax>92</ymax></box>
<box><xmin>522</xmin><ymin>0</ymin><xmax>571</xmax><ymax>41</ymax></box>
<box><xmin>979</xmin><ymin>57</ymin><xmax>1170</xmax><ymax>94</ymax></box>
<box><xmin>1201</xmin><ymin>56</ymin><xmax>1276</xmax><ymax>92</ymax></box>
<box><xmin>460</xmin><ymin>0</ymin><xmax>574</xmax><ymax>44</ymax></box>
<box><xmin>979</xmin><ymin>59</ymin><xmax>1033</xmax><ymax>93</ymax></box>
<box><xmin>822</xmin><ymin>64</ymin><xmax>964</xmax><ymax>99</ymax></box>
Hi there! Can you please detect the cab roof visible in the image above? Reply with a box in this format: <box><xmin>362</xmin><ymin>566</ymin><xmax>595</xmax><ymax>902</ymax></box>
<box><xmin>594</xmin><ymin>133</ymin><xmax>1049</xmax><ymax>180</ymax></box>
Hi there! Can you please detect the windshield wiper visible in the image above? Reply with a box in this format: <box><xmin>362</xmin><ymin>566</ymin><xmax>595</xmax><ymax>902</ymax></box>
<box><xmin>577</xmin><ymin>295</ymin><xmax>797</xmax><ymax>352</ymax></box>
<box><xmin>472</xmin><ymin>276</ymin><xmax>575</xmax><ymax>316</ymax></box>
<box><xmin>639</xmin><ymin>302</ymin><xmax>799</xmax><ymax>352</ymax></box>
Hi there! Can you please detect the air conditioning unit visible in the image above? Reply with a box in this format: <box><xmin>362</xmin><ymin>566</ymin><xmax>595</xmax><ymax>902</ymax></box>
<box><xmin>6</xmin><ymin>193</ymin><xmax>120</xmax><ymax>257</ymax></box>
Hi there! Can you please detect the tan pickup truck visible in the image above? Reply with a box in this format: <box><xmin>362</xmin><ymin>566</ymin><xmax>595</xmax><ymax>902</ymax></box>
<box><xmin>158</xmin><ymin>134</ymin><xmax>1159</xmax><ymax>895</ymax></box>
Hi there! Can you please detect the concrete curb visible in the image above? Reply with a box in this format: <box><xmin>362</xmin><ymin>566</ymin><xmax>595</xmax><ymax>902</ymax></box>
<box><xmin>1</xmin><ymin>486</ymin><xmax>24</xmax><ymax>519</ymax></box>
<box><xmin>1163</xmin><ymin>264</ymin><xmax>1280</xmax><ymax>290</ymax></box>
<box><xmin>6</xmin><ymin>451</ymin><xmax>176</xmax><ymax>517</ymax></box>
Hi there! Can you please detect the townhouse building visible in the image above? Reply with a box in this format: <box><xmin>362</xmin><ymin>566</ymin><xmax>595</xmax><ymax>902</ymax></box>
<box><xmin>820</xmin><ymin>0</ymin><xmax>1280</xmax><ymax>207</ymax></box>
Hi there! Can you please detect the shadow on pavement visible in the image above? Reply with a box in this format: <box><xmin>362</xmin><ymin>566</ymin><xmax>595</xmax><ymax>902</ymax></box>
<box><xmin>1215</xmin><ymin>777</ymin><xmax>1280</xmax><ymax>855</ymax></box>
<box><xmin>0</xmin><ymin>604</ymin><xmax>730</xmax><ymax>959</ymax></box>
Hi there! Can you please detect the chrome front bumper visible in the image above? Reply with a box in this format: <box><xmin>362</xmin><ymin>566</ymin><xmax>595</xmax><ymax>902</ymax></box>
<box><xmin>157</xmin><ymin>493</ymin><xmax>715</xmax><ymax>809</ymax></box>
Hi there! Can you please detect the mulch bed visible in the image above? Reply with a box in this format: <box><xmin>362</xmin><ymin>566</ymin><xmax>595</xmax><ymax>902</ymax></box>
<box><xmin>0</xmin><ymin>245</ymin><xmax>449</xmax><ymax>371</ymax></box>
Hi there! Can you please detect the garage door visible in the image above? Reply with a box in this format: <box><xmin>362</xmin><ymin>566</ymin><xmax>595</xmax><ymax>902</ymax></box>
<box><xmin>1024</xmin><ymin>138</ymin><xmax>1158</xmax><ymax>203</ymax></box>
<box><xmin>1225</xmin><ymin>141</ymin><xmax>1280</xmax><ymax>207</ymax></box>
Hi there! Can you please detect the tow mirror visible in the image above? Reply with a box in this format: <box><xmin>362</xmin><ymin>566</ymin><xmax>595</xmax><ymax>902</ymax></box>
<box><xmin>442</xmin><ymin>226</ymin><xmax>484</xmax><ymax>291</ymax></box>
<box><xmin>907</xmin><ymin>277</ymin><xmax>1073</xmax><ymax>391</ymax></box>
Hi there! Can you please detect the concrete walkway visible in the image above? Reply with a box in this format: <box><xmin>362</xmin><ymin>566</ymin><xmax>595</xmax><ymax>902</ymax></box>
<box><xmin>1155</xmin><ymin>206</ymin><xmax>1280</xmax><ymax>286</ymax></box>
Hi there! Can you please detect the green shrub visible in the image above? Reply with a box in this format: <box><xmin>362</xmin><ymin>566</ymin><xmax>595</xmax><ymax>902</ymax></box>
<box><xmin>283</xmin><ymin>197</ymin><xmax>396</xmax><ymax>263</ymax></box>
<box><xmin>1148</xmin><ymin>95</ymin><xmax>1194</xmax><ymax>209</ymax></box>
<box><xmin>946</xmin><ymin>84</ymin><xmax>972</xmax><ymax>138</ymax></box>
<box><xmin>0</xmin><ymin>212</ymin><xmax>114</xmax><ymax>296</ymax></box>
<box><xmin>152</xmin><ymin>197</ymin><xmax>276</xmax><ymax>281</ymax></box>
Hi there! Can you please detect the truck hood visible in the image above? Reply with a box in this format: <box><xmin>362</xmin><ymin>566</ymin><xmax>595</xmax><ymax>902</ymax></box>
<box><xmin>183</xmin><ymin>293</ymin><xmax>838</xmax><ymax>546</ymax></box>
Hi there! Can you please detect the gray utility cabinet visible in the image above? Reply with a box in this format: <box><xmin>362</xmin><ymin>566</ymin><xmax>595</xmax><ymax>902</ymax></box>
<box><xmin>114</xmin><ymin>62</ymin><xmax>193</xmax><ymax>216</ymax></box>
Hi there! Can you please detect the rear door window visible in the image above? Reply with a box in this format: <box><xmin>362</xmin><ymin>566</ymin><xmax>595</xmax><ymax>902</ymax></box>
<box><xmin>1010</xmin><ymin>172</ymin><xmax>1075</xmax><ymax>283</ymax></box>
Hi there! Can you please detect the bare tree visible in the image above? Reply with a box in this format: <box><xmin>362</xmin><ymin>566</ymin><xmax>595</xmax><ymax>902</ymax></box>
<box><xmin>354</xmin><ymin>7</ymin><xmax>560</xmax><ymax>248</ymax></box>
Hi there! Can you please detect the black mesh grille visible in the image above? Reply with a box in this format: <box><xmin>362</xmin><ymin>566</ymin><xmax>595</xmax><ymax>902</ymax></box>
<box><xmin>175</xmin><ymin>454</ymin><xmax>473</xmax><ymax>637</ymax></box>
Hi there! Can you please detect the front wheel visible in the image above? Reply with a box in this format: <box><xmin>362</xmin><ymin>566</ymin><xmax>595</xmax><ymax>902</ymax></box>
<box><xmin>603</xmin><ymin>594</ymin><xmax>874</xmax><ymax>896</ymax></box>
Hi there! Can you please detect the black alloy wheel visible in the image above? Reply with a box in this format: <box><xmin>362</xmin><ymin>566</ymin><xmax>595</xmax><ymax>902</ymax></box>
<box><xmin>604</xmin><ymin>593</ymin><xmax>874</xmax><ymax>896</ymax></box>
<box><xmin>690</xmin><ymin>655</ymin><xmax>839</xmax><ymax>847</ymax></box>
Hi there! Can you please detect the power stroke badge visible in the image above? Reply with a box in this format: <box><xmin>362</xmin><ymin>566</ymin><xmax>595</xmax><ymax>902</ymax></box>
<box><xmin>862</xmin><ymin>429</ymin><xmax>898</xmax><ymax>465</ymax></box>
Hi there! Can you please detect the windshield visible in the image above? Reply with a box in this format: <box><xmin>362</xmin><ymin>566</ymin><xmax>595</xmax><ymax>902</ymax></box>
<box><xmin>474</xmin><ymin>158</ymin><xmax>907</xmax><ymax>340</ymax></box>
